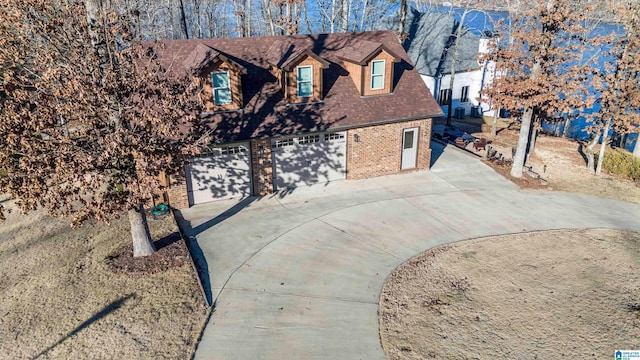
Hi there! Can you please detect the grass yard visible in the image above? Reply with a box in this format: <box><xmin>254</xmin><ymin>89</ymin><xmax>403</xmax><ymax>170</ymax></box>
<box><xmin>385</xmin><ymin>118</ymin><xmax>640</xmax><ymax>359</ymax></box>
<box><xmin>0</xmin><ymin>199</ymin><xmax>208</xmax><ymax>359</ymax></box>
<box><xmin>379</xmin><ymin>229</ymin><xmax>640</xmax><ymax>359</ymax></box>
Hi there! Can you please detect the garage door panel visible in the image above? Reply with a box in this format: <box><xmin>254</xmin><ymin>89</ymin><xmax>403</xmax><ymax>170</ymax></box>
<box><xmin>186</xmin><ymin>143</ymin><xmax>252</xmax><ymax>205</ymax></box>
<box><xmin>272</xmin><ymin>132</ymin><xmax>346</xmax><ymax>190</ymax></box>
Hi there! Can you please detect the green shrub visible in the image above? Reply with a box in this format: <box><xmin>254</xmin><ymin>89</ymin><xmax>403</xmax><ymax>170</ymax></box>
<box><xmin>0</xmin><ymin>169</ymin><xmax>7</xmax><ymax>178</ymax></box>
<box><xmin>598</xmin><ymin>148</ymin><xmax>640</xmax><ymax>181</ymax></box>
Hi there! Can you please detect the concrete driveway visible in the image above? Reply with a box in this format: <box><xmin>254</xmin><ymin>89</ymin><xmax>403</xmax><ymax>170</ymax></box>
<box><xmin>177</xmin><ymin>142</ymin><xmax>640</xmax><ymax>360</ymax></box>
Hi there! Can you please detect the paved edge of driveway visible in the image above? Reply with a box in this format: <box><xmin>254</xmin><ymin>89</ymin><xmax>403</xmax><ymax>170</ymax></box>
<box><xmin>177</xmin><ymin>142</ymin><xmax>640</xmax><ymax>360</ymax></box>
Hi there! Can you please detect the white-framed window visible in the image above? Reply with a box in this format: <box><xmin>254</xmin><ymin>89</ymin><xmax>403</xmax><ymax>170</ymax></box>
<box><xmin>272</xmin><ymin>138</ymin><xmax>294</xmax><ymax>148</ymax></box>
<box><xmin>461</xmin><ymin>86</ymin><xmax>470</xmax><ymax>103</ymax></box>
<box><xmin>370</xmin><ymin>60</ymin><xmax>385</xmax><ymax>90</ymax></box>
<box><xmin>211</xmin><ymin>71</ymin><xmax>232</xmax><ymax>105</ymax></box>
<box><xmin>297</xmin><ymin>66</ymin><xmax>313</xmax><ymax>97</ymax></box>
<box><xmin>298</xmin><ymin>134</ymin><xmax>320</xmax><ymax>144</ymax></box>
<box><xmin>439</xmin><ymin>88</ymin><xmax>450</xmax><ymax>106</ymax></box>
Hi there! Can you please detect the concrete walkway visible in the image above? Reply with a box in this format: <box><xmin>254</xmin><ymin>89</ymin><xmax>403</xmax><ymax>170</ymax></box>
<box><xmin>177</xmin><ymin>142</ymin><xmax>640</xmax><ymax>360</ymax></box>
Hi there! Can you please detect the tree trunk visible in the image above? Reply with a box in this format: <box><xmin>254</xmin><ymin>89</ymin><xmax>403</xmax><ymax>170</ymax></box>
<box><xmin>446</xmin><ymin>88</ymin><xmax>453</xmax><ymax>127</ymax></box>
<box><xmin>585</xmin><ymin>134</ymin><xmax>598</xmax><ymax>174</ymax></box>
<box><xmin>562</xmin><ymin>116</ymin><xmax>572</xmax><ymax>137</ymax></box>
<box><xmin>510</xmin><ymin>106</ymin><xmax>533</xmax><ymax>178</ymax></box>
<box><xmin>129</xmin><ymin>204</ymin><xmax>156</xmax><ymax>257</ymax></box>
<box><xmin>302</xmin><ymin>0</ymin><xmax>312</xmax><ymax>34</ymax></box>
<box><xmin>341</xmin><ymin>0</ymin><xmax>349</xmax><ymax>32</ymax></box>
<box><xmin>246</xmin><ymin>0</ymin><xmax>251</xmax><ymax>36</ymax></box>
<box><xmin>595</xmin><ymin>119</ymin><xmax>611</xmax><ymax>175</ymax></box>
<box><xmin>528</xmin><ymin>118</ymin><xmax>538</xmax><ymax>155</ymax></box>
<box><xmin>491</xmin><ymin>106</ymin><xmax>500</xmax><ymax>137</ymax></box>
<box><xmin>85</xmin><ymin>0</ymin><xmax>100</xmax><ymax>36</ymax></box>
<box><xmin>178</xmin><ymin>0</ymin><xmax>189</xmax><ymax>39</ymax></box>
<box><xmin>330</xmin><ymin>0</ymin><xmax>336</xmax><ymax>33</ymax></box>
<box><xmin>263</xmin><ymin>0</ymin><xmax>275</xmax><ymax>36</ymax></box>
<box><xmin>398</xmin><ymin>0</ymin><xmax>407</xmax><ymax>39</ymax></box>
<box><xmin>633</xmin><ymin>134</ymin><xmax>640</xmax><ymax>158</ymax></box>
<box><xmin>360</xmin><ymin>0</ymin><xmax>368</xmax><ymax>31</ymax></box>
<box><xmin>445</xmin><ymin>7</ymin><xmax>468</xmax><ymax>127</ymax></box>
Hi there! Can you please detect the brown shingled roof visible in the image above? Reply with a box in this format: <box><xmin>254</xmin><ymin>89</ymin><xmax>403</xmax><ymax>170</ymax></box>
<box><xmin>266</xmin><ymin>40</ymin><xmax>329</xmax><ymax>71</ymax></box>
<box><xmin>182</xmin><ymin>43</ymin><xmax>247</xmax><ymax>75</ymax></box>
<box><xmin>151</xmin><ymin>31</ymin><xmax>442</xmax><ymax>143</ymax></box>
<box><xmin>182</xmin><ymin>43</ymin><xmax>220</xmax><ymax>73</ymax></box>
<box><xmin>336</xmin><ymin>39</ymin><xmax>401</xmax><ymax>65</ymax></box>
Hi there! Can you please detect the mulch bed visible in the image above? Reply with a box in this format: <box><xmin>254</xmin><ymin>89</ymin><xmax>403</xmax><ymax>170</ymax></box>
<box><xmin>105</xmin><ymin>232</ymin><xmax>189</xmax><ymax>275</ymax></box>
<box><xmin>482</xmin><ymin>159</ymin><xmax>549</xmax><ymax>190</ymax></box>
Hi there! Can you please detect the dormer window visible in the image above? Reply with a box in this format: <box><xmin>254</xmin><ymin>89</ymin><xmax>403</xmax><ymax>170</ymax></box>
<box><xmin>370</xmin><ymin>60</ymin><xmax>385</xmax><ymax>90</ymax></box>
<box><xmin>183</xmin><ymin>43</ymin><xmax>246</xmax><ymax>112</ymax></box>
<box><xmin>266</xmin><ymin>43</ymin><xmax>329</xmax><ymax>104</ymax></box>
<box><xmin>297</xmin><ymin>66</ymin><xmax>313</xmax><ymax>97</ymax></box>
<box><xmin>212</xmin><ymin>71</ymin><xmax>232</xmax><ymax>105</ymax></box>
<box><xmin>337</xmin><ymin>40</ymin><xmax>400</xmax><ymax>96</ymax></box>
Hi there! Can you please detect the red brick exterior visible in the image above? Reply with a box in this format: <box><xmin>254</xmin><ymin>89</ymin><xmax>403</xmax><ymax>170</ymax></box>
<box><xmin>166</xmin><ymin>170</ymin><xmax>190</xmax><ymax>209</ymax></box>
<box><xmin>346</xmin><ymin>118</ymin><xmax>432</xmax><ymax>180</ymax></box>
<box><xmin>166</xmin><ymin>118</ymin><xmax>432</xmax><ymax>208</ymax></box>
<box><xmin>251</xmin><ymin>139</ymin><xmax>274</xmax><ymax>196</ymax></box>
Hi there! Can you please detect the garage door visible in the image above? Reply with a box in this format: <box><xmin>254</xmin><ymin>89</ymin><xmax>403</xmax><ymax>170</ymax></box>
<box><xmin>272</xmin><ymin>132</ymin><xmax>346</xmax><ymax>190</ymax></box>
<box><xmin>185</xmin><ymin>143</ymin><xmax>252</xmax><ymax>205</ymax></box>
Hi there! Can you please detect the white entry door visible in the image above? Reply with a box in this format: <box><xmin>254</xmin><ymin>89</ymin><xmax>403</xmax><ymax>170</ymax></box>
<box><xmin>401</xmin><ymin>127</ymin><xmax>418</xmax><ymax>170</ymax></box>
<box><xmin>185</xmin><ymin>143</ymin><xmax>252</xmax><ymax>205</ymax></box>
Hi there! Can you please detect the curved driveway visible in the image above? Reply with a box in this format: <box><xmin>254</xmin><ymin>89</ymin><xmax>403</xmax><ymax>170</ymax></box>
<box><xmin>177</xmin><ymin>142</ymin><xmax>640</xmax><ymax>360</ymax></box>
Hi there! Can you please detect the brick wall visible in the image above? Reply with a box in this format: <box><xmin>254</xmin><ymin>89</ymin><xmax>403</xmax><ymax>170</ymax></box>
<box><xmin>166</xmin><ymin>170</ymin><xmax>190</xmax><ymax>209</ymax></box>
<box><xmin>251</xmin><ymin>139</ymin><xmax>274</xmax><ymax>195</ymax></box>
<box><xmin>346</xmin><ymin>118</ymin><xmax>432</xmax><ymax>180</ymax></box>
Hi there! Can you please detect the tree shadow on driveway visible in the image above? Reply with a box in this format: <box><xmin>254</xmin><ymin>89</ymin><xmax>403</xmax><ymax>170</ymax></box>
<box><xmin>174</xmin><ymin>197</ymin><xmax>257</xmax><ymax>306</ymax></box>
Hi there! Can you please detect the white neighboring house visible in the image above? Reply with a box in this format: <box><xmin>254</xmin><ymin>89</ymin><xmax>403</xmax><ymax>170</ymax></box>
<box><xmin>378</xmin><ymin>7</ymin><xmax>498</xmax><ymax>118</ymax></box>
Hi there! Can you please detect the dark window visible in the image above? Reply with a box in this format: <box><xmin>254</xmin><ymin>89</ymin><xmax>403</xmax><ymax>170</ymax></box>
<box><xmin>461</xmin><ymin>86</ymin><xmax>470</xmax><ymax>103</ymax></box>
<box><xmin>324</xmin><ymin>133</ymin><xmax>345</xmax><ymax>141</ymax></box>
<box><xmin>403</xmin><ymin>131</ymin><xmax>414</xmax><ymax>149</ymax></box>
<box><xmin>439</xmin><ymin>88</ymin><xmax>450</xmax><ymax>105</ymax></box>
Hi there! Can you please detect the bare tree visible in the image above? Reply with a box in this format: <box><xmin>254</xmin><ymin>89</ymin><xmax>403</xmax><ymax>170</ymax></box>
<box><xmin>444</xmin><ymin>2</ymin><xmax>471</xmax><ymax>127</ymax></box>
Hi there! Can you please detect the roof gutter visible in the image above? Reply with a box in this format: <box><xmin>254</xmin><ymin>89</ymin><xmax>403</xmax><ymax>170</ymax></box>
<box><xmin>327</xmin><ymin>112</ymin><xmax>445</xmax><ymax>133</ymax></box>
<box><xmin>263</xmin><ymin>112</ymin><xmax>445</xmax><ymax>140</ymax></box>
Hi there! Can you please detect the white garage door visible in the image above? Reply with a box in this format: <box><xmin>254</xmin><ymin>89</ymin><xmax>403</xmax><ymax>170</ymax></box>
<box><xmin>272</xmin><ymin>132</ymin><xmax>346</xmax><ymax>190</ymax></box>
<box><xmin>185</xmin><ymin>143</ymin><xmax>252</xmax><ymax>205</ymax></box>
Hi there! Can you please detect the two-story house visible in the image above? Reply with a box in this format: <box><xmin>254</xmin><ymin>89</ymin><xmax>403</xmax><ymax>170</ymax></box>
<box><xmin>157</xmin><ymin>31</ymin><xmax>442</xmax><ymax>208</ymax></box>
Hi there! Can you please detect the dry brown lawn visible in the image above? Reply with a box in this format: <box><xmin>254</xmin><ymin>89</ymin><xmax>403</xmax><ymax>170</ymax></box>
<box><xmin>0</xmin><ymin>199</ymin><xmax>208</xmax><ymax>359</ymax></box>
<box><xmin>380</xmin><ymin>229</ymin><xmax>640</xmax><ymax>359</ymax></box>
<box><xmin>382</xmin><ymin>118</ymin><xmax>640</xmax><ymax>359</ymax></box>
<box><xmin>440</xmin><ymin>116</ymin><xmax>640</xmax><ymax>203</ymax></box>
